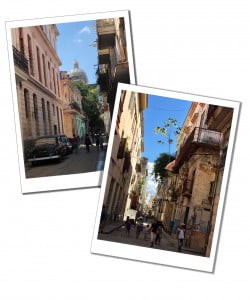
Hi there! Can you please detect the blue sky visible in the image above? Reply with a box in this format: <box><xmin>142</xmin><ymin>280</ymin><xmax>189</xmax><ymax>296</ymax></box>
<box><xmin>143</xmin><ymin>94</ymin><xmax>192</xmax><ymax>198</ymax></box>
<box><xmin>56</xmin><ymin>20</ymin><xmax>98</xmax><ymax>84</ymax></box>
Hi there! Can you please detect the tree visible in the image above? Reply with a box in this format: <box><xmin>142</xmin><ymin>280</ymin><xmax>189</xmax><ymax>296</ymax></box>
<box><xmin>152</xmin><ymin>153</ymin><xmax>175</xmax><ymax>183</ymax></box>
<box><xmin>154</xmin><ymin>117</ymin><xmax>181</xmax><ymax>162</ymax></box>
<box><xmin>74</xmin><ymin>82</ymin><xmax>104</xmax><ymax>132</ymax></box>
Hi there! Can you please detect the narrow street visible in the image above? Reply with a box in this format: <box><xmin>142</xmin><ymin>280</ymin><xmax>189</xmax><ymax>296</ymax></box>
<box><xmin>98</xmin><ymin>223</ymin><xmax>203</xmax><ymax>256</ymax></box>
<box><xmin>25</xmin><ymin>143</ymin><xmax>107</xmax><ymax>178</ymax></box>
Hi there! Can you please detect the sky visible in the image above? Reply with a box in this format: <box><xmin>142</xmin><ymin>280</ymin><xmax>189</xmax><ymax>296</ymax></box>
<box><xmin>142</xmin><ymin>94</ymin><xmax>192</xmax><ymax>199</ymax></box>
<box><xmin>56</xmin><ymin>20</ymin><xmax>98</xmax><ymax>84</ymax></box>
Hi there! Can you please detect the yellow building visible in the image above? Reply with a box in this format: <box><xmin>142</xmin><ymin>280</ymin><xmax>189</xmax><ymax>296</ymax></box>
<box><xmin>60</xmin><ymin>70</ymin><xmax>87</xmax><ymax>139</ymax></box>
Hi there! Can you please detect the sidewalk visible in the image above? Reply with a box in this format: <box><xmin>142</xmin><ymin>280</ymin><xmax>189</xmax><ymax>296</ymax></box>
<box><xmin>100</xmin><ymin>221</ymin><xmax>124</xmax><ymax>234</ymax></box>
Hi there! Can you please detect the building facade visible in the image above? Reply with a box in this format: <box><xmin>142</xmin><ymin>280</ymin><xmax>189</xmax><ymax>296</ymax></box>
<box><xmin>96</xmin><ymin>17</ymin><xmax>131</xmax><ymax>135</ymax></box>
<box><xmin>102</xmin><ymin>91</ymin><xmax>148</xmax><ymax>222</ymax></box>
<box><xmin>60</xmin><ymin>71</ymin><xmax>87</xmax><ymax>139</ymax></box>
<box><xmin>12</xmin><ymin>25</ymin><xmax>64</xmax><ymax>158</ymax></box>
<box><xmin>154</xmin><ymin>102</ymin><xmax>234</xmax><ymax>255</ymax></box>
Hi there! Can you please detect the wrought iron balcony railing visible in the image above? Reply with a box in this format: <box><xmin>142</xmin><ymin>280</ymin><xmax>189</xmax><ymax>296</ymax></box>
<box><xmin>13</xmin><ymin>46</ymin><xmax>29</xmax><ymax>74</ymax></box>
<box><xmin>175</xmin><ymin>127</ymin><xmax>222</xmax><ymax>169</ymax></box>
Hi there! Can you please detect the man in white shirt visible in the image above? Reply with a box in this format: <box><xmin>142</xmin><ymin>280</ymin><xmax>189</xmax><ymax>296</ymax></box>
<box><xmin>177</xmin><ymin>223</ymin><xmax>185</xmax><ymax>252</ymax></box>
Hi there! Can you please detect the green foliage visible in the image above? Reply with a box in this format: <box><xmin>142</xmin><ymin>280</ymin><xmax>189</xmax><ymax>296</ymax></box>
<box><xmin>74</xmin><ymin>82</ymin><xmax>104</xmax><ymax>132</ymax></box>
<box><xmin>154</xmin><ymin>117</ymin><xmax>181</xmax><ymax>154</ymax></box>
<box><xmin>152</xmin><ymin>153</ymin><xmax>175</xmax><ymax>183</ymax></box>
<box><xmin>154</xmin><ymin>117</ymin><xmax>181</xmax><ymax>141</ymax></box>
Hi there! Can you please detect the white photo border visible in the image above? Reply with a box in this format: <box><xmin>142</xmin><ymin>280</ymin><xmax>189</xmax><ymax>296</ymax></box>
<box><xmin>5</xmin><ymin>10</ymin><xmax>136</xmax><ymax>194</ymax></box>
<box><xmin>91</xmin><ymin>83</ymin><xmax>240</xmax><ymax>273</ymax></box>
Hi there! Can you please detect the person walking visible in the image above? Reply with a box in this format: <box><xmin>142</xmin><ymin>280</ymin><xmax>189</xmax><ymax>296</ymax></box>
<box><xmin>177</xmin><ymin>223</ymin><xmax>185</xmax><ymax>252</ymax></box>
<box><xmin>72</xmin><ymin>133</ymin><xmax>78</xmax><ymax>153</ymax></box>
<box><xmin>125</xmin><ymin>217</ymin><xmax>132</xmax><ymax>236</ymax></box>
<box><xmin>150</xmin><ymin>220</ymin><xmax>158</xmax><ymax>247</ymax></box>
<box><xmin>99</xmin><ymin>134</ymin><xmax>104</xmax><ymax>150</ymax></box>
<box><xmin>95</xmin><ymin>133</ymin><xmax>100</xmax><ymax>149</ymax></box>
<box><xmin>155</xmin><ymin>225</ymin><xmax>163</xmax><ymax>245</ymax></box>
<box><xmin>84</xmin><ymin>133</ymin><xmax>92</xmax><ymax>153</ymax></box>
<box><xmin>135</xmin><ymin>219</ymin><xmax>143</xmax><ymax>239</ymax></box>
<box><xmin>143</xmin><ymin>224</ymin><xmax>150</xmax><ymax>241</ymax></box>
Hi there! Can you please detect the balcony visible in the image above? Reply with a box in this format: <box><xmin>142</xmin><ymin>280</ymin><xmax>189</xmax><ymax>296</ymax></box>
<box><xmin>98</xmin><ymin>49</ymin><xmax>111</xmax><ymax>64</ymax></box>
<box><xmin>175</xmin><ymin>127</ymin><xmax>222</xmax><ymax>169</ymax></box>
<box><xmin>97</xmin><ymin>64</ymin><xmax>110</xmax><ymax>90</ymax></box>
<box><xmin>123</xmin><ymin>151</ymin><xmax>131</xmax><ymax>173</ymax></box>
<box><xmin>96</xmin><ymin>19</ymin><xmax>116</xmax><ymax>35</ymax></box>
<box><xmin>117</xmin><ymin>137</ymin><xmax>127</xmax><ymax>159</ymax></box>
<box><xmin>13</xmin><ymin>46</ymin><xmax>29</xmax><ymax>75</ymax></box>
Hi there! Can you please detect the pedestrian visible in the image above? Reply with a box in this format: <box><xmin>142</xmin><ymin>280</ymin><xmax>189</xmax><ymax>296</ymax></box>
<box><xmin>84</xmin><ymin>133</ymin><xmax>92</xmax><ymax>153</ymax></box>
<box><xmin>177</xmin><ymin>223</ymin><xmax>185</xmax><ymax>252</ymax></box>
<box><xmin>150</xmin><ymin>219</ymin><xmax>158</xmax><ymax>247</ymax></box>
<box><xmin>99</xmin><ymin>134</ymin><xmax>104</xmax><ymax>150</ymax></box>
<box><xmin>135</xmin><ymin>219</ymin><xmax>143</xmax><ymax>239</ymax></box>
<box><xmin>72</xmin><ymin>133</ymin><xmax>78</xmax><ymax>153</ymax></box>
<box><xmin>125</xmin><ymin>217</ymin><xmax>132</xmax><ymax>236</ymax></box>
<box><xmin>95</xmin><ymin>133</ymin><xmax>100</xmax><ymax>149</ymax></box>
<box><xmin>143</xmin><ymin>224</ymin><xmax>150</xmax><ymax>241</ymax></box>
<box><xmin>155</xmin><ymin>225</ymin><xmax>163</xmax><ymax>245</ymax></box>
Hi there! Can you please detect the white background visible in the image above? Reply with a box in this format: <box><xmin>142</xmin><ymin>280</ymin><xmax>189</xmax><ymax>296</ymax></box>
<box><xmin>0</xmin><ymin>0</ymin><xmax>249</xmax><ymax>299</ymax></box>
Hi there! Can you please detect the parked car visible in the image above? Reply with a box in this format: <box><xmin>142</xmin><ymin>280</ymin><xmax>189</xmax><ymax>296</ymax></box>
<box><xmin>27</xmin><ymin>135</ymin><xmax>68</xmax><ymax>165</ymax></box>
<box><xmin>59</xmin><ymin>134</ymin><xmax>73</xmax><ymax>154</ymax></box>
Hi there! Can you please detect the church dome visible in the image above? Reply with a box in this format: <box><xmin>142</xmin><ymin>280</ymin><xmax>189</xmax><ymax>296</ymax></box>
<box><xmin>69</xmin><ymin>60</ymin><xmax>88</xmax><ymax>83</ymax></box>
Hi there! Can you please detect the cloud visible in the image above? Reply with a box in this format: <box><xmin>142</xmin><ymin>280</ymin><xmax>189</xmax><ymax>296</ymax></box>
<box><xmin>79</xmin><ymin>26</ymin><xmax>91</xmax><ymax>34</ymax></box>
<box><xmin>74</xmin><ymin>38</ymin><xmax>83</xmax><ymax>43</ymax></box>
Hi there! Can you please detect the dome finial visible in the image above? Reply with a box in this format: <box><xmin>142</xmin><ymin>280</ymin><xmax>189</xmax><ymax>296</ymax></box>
<box><xmin>73</xmin><ymin>60</ymin><xmax>79</xmax><ymax>69</ymax></box>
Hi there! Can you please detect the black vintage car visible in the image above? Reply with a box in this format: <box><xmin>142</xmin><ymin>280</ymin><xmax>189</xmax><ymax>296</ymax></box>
<box><xmin>27</xmin><ymin>135</ymin><xmax>69</xmax><ymax>165</ymax></box>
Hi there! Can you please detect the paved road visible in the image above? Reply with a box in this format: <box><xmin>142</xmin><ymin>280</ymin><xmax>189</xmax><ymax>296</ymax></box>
<box><xmin>98</xmin><ymin>225</ymin><xmax>179</xmax><ymax>252</ymax></box>
<box><xmin>25</xmin><ymin>144</ymin><xmax>106</xmax><ymax>178</ymax></box>
<box><xmin>98</xmin><ymin>225</ymin><xmax>203</xmax><ymax>256</ymax></box>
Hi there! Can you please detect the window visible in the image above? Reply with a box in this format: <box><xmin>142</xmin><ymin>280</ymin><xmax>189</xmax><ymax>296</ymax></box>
<box><xmin>42</xmin><ymin>54</ymin><xmax>47</xmax><ymax>87</ymax></box>
<box><xmin>33</xmin><ymin>94</ymin><xmax>38</xmax><ymax>120</ymax></box>
<box><xmin>27</xmin><ymin>35</ymin><xmax>34</xmax><ymax>76</ymax></box>
<box><xmin>47</xmin><ymin>101</ymin><xmax>52</xmax><ymax>134</ymax></box>
<box><xmin>24</xmin><ymin>89</ymin><xmax>29</xmax><ymax>118</ymax></box>
<box><xmin>36</xmin><ymin>46</ymin><xmax>42</xmax><ymax>82</ymax></box>
<box><xmin>48</xmin><ymin>62</ymin><xmax>52</xmax><ymax>89</ymax></box>
<box><xmin>52</xmin><ymin>67</ymin><xmax>56</xmax><ymax>94</ymax></box>
<box><xmin>56</xmin><ymin>107</ymin><xmax>60</xmax><ymax>133</ymax></box>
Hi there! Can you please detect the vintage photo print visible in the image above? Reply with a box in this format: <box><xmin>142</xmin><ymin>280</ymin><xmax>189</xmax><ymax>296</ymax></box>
<box><xmin>5</xmin><ymin>10</ymin><xmax>135</xmax><ymax>193</ymax></box>
<box><xmin>91</xmin><ymin>83</ymin><xmax>240</xmax><ymax>272</ymax></box>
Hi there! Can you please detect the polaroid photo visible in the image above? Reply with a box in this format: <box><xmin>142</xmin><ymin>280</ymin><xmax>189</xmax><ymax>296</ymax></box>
<box><xmin>91</xmin><ymin>83</ymin><xmax>240</xmax><ymax>272</ymax></box>
<box><xmin>5</xmin><ymin>10</ymin><xmax>135</xmax><ymax>193</ymax></box>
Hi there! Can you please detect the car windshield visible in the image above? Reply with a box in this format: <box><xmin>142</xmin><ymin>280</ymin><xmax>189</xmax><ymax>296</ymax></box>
<box><xmin>35</xmin><ymin>137</ymin><xmax>57</xmax><ymax>146</ymax></box>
